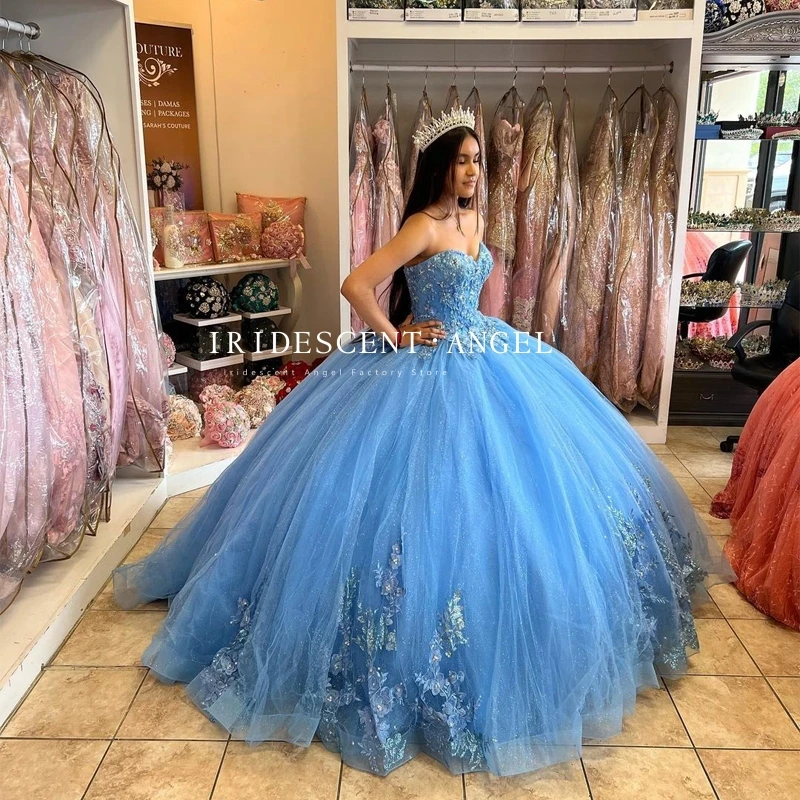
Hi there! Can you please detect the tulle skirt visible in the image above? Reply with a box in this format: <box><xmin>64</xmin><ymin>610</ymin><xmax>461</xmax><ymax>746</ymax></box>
<box><xmin>712</xmin><ymin>359</ymin><xmax>800</xmax><ymax>631</ymax></box>
<box><xmin>115</xmin><ymin>321</ymin><xmax>733</xmax><ymax>776</ymax></box>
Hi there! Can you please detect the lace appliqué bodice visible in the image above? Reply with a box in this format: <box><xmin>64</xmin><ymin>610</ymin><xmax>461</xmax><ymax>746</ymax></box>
<box><xmin>404</xmin><ymin>244</ymin><xmax>500</xmax><ymax>358</ymax></box>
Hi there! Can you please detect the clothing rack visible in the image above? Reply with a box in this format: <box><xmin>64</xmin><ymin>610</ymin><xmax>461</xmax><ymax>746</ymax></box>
<box><xmin>351</xmin><ymin>62</ymin><xmax>674</xmax><ymax>76</ymax></box>
<box><xmin>0</xmin><ymin>17</ymin><xmax>41</xmax><ymax>43</ymax></box>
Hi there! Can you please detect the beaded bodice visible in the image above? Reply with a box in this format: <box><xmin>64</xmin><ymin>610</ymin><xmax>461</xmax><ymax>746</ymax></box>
<box><xmin>404</xmin><ymin>243</ymin><xmax>498</xmax><ymax>343</ymax></box>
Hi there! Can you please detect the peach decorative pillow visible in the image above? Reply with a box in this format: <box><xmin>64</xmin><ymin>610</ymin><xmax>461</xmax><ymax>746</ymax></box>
<box><xmin>178</xmin><ymin>211</ymin><xmax>214</xmax><ymax>265</ymax></box>
<box><xmin>208</xmin><ymin>212</ymin><xmax>262</xmax><ymax>263</ymax></box>
<box><xmin>236</xmin><ymin>194</ymin><xmax>307</xmax><ymax>260</ymax></box>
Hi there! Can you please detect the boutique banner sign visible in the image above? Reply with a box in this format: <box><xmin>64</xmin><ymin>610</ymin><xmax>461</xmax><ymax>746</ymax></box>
<box><xmin>135</xmin><ymin>22</ymin><xmax>204</xmax><ymax>209</ymax></box>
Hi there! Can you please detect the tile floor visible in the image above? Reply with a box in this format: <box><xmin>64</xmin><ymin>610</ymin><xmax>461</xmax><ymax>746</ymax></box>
<box><xmin>2</xmin><ymin>427</ymin><xmax>800</xmax><ymax>800</ymax></box>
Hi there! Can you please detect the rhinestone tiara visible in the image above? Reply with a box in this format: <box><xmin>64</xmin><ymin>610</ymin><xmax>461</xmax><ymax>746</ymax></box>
<box><xmin>412</xmin><ymin>107</ymin><xmax>476</xmax><ymax>152</ymax></box>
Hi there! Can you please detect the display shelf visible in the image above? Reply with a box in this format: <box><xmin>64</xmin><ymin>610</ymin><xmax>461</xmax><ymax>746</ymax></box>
<box><xmin>243</xmin><ymin>346</ymin><xmax>294</xmax><ymax>362</ymax></box>
<box><xmin>168</xmin><ymin>364</ymin><xmax>188</xmax><ymax>376</ymax></box>
<box><xmin>153</xmin><ymin>258</ymin><xmax>292</xmax><ymax>282</ymax></box>
<box><xmin>173</xmin><ymin>312</ymin><xmax>243</xmax><ymax>327</ymax></box>
<box><xmin>240</xmin><ymin>306</ymin><xmax>293</xmax><ymax>320</ymax></box>
<box><xmin>174</xmin><ymin>351</ymin><xmax>245</xmax><ymax>371</ymax></box>
<box><xmin>340</xmin><ymin>18</ymin><xmax>696</xmax><ymax>41</ymax></box>
<box><xmin>687</xmin><ymin>227</ymin><xmax>799</xmax><ymax>234</ymax></box>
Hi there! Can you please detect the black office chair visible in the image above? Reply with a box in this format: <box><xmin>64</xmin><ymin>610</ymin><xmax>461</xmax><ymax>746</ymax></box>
<box><xmin>721</xmin><ymin>273</ymin><xmax>800</xmax><ymax>452</ymax></box>
<box><xmin>679</xmin><ymin>240</ymin><xmax>753</xmax><ymax>340</ymax></box>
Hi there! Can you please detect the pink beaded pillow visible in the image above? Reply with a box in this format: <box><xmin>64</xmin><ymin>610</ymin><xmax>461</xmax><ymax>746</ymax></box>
<box><xmin>236</xmin><ymin>194</ymin><xmax>307</xmax><ymax>260</ymax></box>
<box><xmin>178</xmin><ymin>211</ymin><xmax>215</xmax><ymax>265</ymax></box>
<box><xmin>208</xmin><ymin>212</ymin><xmax>262</xmax><ymax>263</ymax></box>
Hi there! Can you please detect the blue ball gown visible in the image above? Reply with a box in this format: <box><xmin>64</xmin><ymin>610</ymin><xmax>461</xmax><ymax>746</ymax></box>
<box><xmin>114</xmin><ymin>242</ymin><xmax>734</xmax><ymax>777</ymax></box>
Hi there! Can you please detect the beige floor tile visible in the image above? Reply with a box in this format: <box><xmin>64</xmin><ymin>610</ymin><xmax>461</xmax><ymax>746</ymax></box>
<box><xmin>150</xmin><ymin>497</ymin><xmax>200</xmax><ymax>529</ymax></box>
<box><xmin>665</xmin><ymin>675</ymin><xmax>800</xmax><ymax>749</ymax></box>
<box><xmin>118</xmin><ymin>673</ymin><xmax>227</xmax><ymax>741</ymax></box>
<box><xmin>85</xmin><ymin>740</ymin><xmax>225</xmax><ymax>800</ymax></box>
<box><xmin>0</xmin><ymin>739</ymin><xmax>108</xmax><ymax>800</ymax></box>
<box><xmin>673</xmin><ymin>475</ymin><xmax>712</xmax><ymax>507</ymax></box>
<box><xmin>666</xmin><ymin>426</ymin><xmax>719</xmax><ymax>450</ymax></box>
<box><xmin>339</xmin><ymin>751</ymin><xmax>462</xmax><ymax>799</ymax></box>
<box><xmin>728</xmin><ymin>619</ymin><xmax>800</xmax><ymax>676</ymax></box>
<box><xmin>686</xmin><ymin>619</ymin><xmax>759</xmax><ymax>676</ymax></box>
<box><xmin>53</xmin><ymin>610</ymin><xmax>165</xmax><ymax>667</ymax></box>
<box><xmin>692</xmin><ymin>595</ymin><xmax>724</xmax><ymax>619</ymax></box>
<box><xmin>465</xmin><ymin>758</ymin><xmax>589</xmax><ymax>799</ymax></box>
<box><xmin>177</xmin><ymin>486</ymin><xmax>210</xmax><ymax>499</ymax></box>
<box><xmin>1</xmin><ymin>667</ymin><xmax>145</xmax><ymax>739</ymax></box>
<box><xmin>92</xmin><ymin>578</ymin><xmax>167</xmax><ymax>612</ymax></box>
<box><xmin>709</xmin><ymin>583</ymin><xmax>768</xmax><ymax>620</ymax></box>
<box><xmin>675</xmin><ymin>453</ymin><xmax>734</xmax><ymax>482</ymax></box>
<box><xmin>698</xmin><ymin>478</ymin><xmax>730</xmax><ymax>498</ymax></box>
<box><xmin>704</xmin><ymin>426</ymin><xmax>743</xmax><ymax>442</ymax></box>
<box><xmin>650</xmin><ymin>444</ymin><xmax>672</xmax><ymax>455</ymax></box>
<box><xmin>585</xmin><ymin>681</ymin><xmax>690</xmax><ymax>748</ymax></box>
<box><xmin>767</xmin><ymin>677</ymin><xmax>800</xmax><ymax>727</ymax></box>
<box><xmin>711</xmin><ymin>535</ymin><xmax>729</xmax><ymax>550</ymax></box>
<box><xmin>696</xmin><ymin>511</ymin><xmax>732</xmax><ymax>537</ymax></box>
<box><xmin>212</xmin><ymin>741</ymin><xmax>339</xmax><ymax>800</ymax></box>
<box><xmin>123</xmin><ymin>531</ymin><xmax>169</xmax><ymax>565</ymax></box>
<box><xmin>582</xmin><ymin>746</ymin><xmax>715</xmax><ymax>800</ymax></box>
<box><xmin>698</xmin><ymin>749</ymin><xmax>800</xmax><ymax>800</ymax></box>
<box><xmin>657</xmin><ymin>454</ymin><xmax>695</xmax><ymax>481</ymax></box>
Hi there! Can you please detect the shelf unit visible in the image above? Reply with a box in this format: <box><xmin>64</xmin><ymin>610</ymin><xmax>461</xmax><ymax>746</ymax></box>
<box><xmin>336</xmin><ymin>0</ymin><xmax>707</xmax><ymax>444</ymax></box>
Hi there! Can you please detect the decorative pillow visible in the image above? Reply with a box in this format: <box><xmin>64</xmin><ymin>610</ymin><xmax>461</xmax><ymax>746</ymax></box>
<box><xmin>705</xmin><ymin>0</ymin><xmax>726</xmax><ymax>29</ymax></box>
<box><xmin>167</xmin><ymin>395</ymin><xmax>202</xmax><ymax>441</ymax></box>
<box><xmin>208</xmin><ymin>212</ymin><xmax>262</xmax><ymax>263</ymax></box>
<box><xmin>242</xmin><ymin>318</ymin><xmax>280</xmax><ymax>352</ymax></box>
<box><xmin>178</xmin><ymin>211</ymin><xmax>214</xmax><ymax>265</ymax></box>
<box><xmin>230</xmin><ymin>273</ymin><xmax>280</xmax><ymax>313</ymax></box>
<box><xmin>182</xmin><ymin>276</ymin><xmax>230</xmax><ymax>319</ymax></box>
<box><xmin>201</xmin><ymin>400</ymin><xmax>251</xmax><ymax>448</ymax></box>
<box><xmin>765</xmin><ymin>0</ymin><xmax>800</xmax><ymax>8</ymax></box>
<box><xmin>722</xmin><ymin>0</ymin><xmax>765</xmax><ymax>26</ymax></box>
<box><xmin>236</xmin><ymin>194</ymin><xmax>307</xmax><ymax>260</ymax></box>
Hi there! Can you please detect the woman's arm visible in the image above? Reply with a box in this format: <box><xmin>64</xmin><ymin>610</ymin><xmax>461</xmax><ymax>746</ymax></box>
<box><xmin>342</xmin><ymin>214</ymin><xmax>435</xmax><ymax>341</ymax></box>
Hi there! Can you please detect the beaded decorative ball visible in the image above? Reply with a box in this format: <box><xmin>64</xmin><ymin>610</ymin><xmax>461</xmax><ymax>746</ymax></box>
<box><xmin>167</xmin><ymin>395</ymin><xmax>202</xmax><ymax>441</ymax></box>
<box><xmin>182</xmin><ymin>276</ymin><xmax>230</xmax><ymax>319</ymax></box>
<box><xmin>230</xmin><ymin>273</ymin><xmax>280</xmax><ymax>314</ymax></box>
<box><xmin>201</xmin><ymin>400</ymin><xmax>251</xmax><ymax>449</ymax></box>
<box><xmin>242</xmin><ymin>317</ymin><xmax>280</xmax><ymax>352</ymax></box>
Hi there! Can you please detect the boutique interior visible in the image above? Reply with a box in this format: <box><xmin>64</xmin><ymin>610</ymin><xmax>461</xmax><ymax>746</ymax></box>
<box><xmin>0</xmin><ymin>1</ymin><xmax>798</xmax><ymax>798</ymax></box>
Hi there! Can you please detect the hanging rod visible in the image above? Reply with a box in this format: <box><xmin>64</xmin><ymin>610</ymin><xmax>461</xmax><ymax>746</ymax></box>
<box><xmin>351</xmin><ymin>62</ymin><xmax>673</xmax><ymax>75</ymax></box>
<box><xmin>0</xmin><ymin>17</ymin><xmax>41</xmax><ymax>41</ymax></box>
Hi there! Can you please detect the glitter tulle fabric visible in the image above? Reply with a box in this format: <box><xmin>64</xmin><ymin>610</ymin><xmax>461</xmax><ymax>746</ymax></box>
<box><xmin>711</xmin><ymin>359</ymin><xmax>800</xmax><ymax>631</ymax></box>
<box><xmin>115</xmin><ymin>243</ymin><xmax>734</xmax><ymax>777</ymax></box>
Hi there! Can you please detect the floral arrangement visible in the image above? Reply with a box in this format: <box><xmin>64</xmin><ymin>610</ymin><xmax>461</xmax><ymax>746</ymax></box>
<box><xmin>261</xmin><ymin>219</ymin><xmax>305</xmax><ymax>260</ymax></box>
<box><xmin>234</xmin><ymin>383</ymin><xmax>277</xmax><ymax>428</ymax></box>
<box><xmin>737</xmin><ymin>278</ymin><xmax>789</xmax><ymax>307</ymax></box>
<box><xmin>739</xmin><ymin>111</ymin><xmax>800</xmax><ymax>127</ymax></box>
<box><xmin>188</xmin><ymin>367</ymin><xmax>238</xmax><ymax>403</ymax></box>
<box><xmin>680</xmin><ymin>279</ymin><xmax>737</xmax><ymax>307</ymax></box>
<box><xmin>167</xmin><ymin>395</ymin><xmax>202</xmax><ymax>441</ymax></box>
<box><xmin>199</xmin><ymin>384</ymin><xmax>236</xmax><ymax>406</ymax></box>
<box><xmin>201</xmin><ymin>400</ymin><xmax>251</xmax><ymax>449</ymax></box>
<box><xmin>147</xmin><ymin>157</ymin><xmax>188</xmax><ymax>192</ymax></box>
<box><xmin>697</xmin><ymin>110</ymin><xmax>719</xmax><ymax>125</ymax></box>
<box><xmin>688</xmin><ymin>208</ymin><xmax>800</xmax><ymax>232</ymax></box>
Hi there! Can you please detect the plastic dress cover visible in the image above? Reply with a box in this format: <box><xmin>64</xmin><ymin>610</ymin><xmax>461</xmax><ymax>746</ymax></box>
<box><xmin>561</xmin><ymin>87</ymin><xmax>622</xmax><ymax>381</ymax></box>
<box><xmin>637</xmin><ymin>87</ymin><xmax>679</xmax><ymax>411</ymax></box>
<box><xmin>444</xmin><ymin>83</ymin><xmax>461</xmax><ymax>112</ymax></box>
<box><xmin>534</xmin><ymin>90</ymin><xmax>580</xmax><ymax>347</ymax></box>
<box><xmin>372</xmin><ymin>84</ymin><xmax>404</xmax><ymax>317</ymax></box>
<box><xmin>464</xmin><ymin>86</ymin><xmax>489</xmax><ymax>237</ymax></box>
<box><xmin>349</xmin><ymin>87</ymin><xmax>375</xmax><ymax>334</ymax></box>
<box><xmin>510</xmin><ymin>86</ymin><xmax>557</xmax><ymax>334</ymax></box>
<box><xmin>599</xmin><ymin>86</ymin><xmax>658</xmax><ymax>413</ymax></box>
<box><xmin>404</xmin><ymin>88</ymin><xmax>433</xmax><ymax>205</ymax></box>
<box><xmin>480</xmin><ymin>86</ymin><xmax>524</xmax><ymax>321</ymax></box>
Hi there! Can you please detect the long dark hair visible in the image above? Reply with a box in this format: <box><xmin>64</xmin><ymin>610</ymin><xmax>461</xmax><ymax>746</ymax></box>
<box><xmin>383</xmin><ymin>126</ymin><xmax>481</xmax><ymax>328</ymax></box>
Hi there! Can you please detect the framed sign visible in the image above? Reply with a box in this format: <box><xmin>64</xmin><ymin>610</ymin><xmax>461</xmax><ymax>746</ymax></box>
<box><xmin>136</xmin><ymin>22</ymin><xmax>204</xmax><ymax>209</ymax></box>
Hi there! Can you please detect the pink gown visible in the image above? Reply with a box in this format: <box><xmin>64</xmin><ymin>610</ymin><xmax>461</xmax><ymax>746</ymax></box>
<box><xmin>464</xmin><ymin>86</ymin><xmax>489</xmax><ymax>230</ymax></box>
<box><xmin>349</xmin><ymin>87</ymin><xmax>375</xmax><ymax>334</ymax></box>
<box><xmin>481</xmin><ymin>88</ymin><xmax>524</xmax><ymax>322</ymax></box>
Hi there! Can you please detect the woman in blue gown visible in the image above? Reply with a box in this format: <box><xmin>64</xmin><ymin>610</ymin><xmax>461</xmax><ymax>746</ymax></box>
<box><xmin>114</xmin><ymin>107</ymin><xmax>734</xmax><ymax>778</ymax></box>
